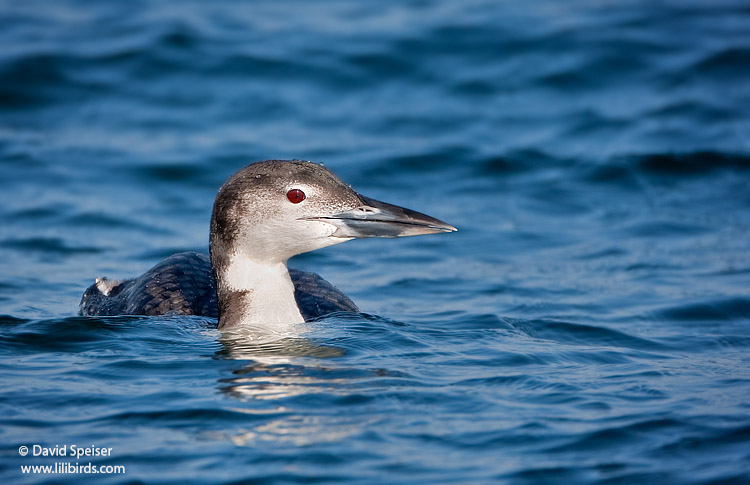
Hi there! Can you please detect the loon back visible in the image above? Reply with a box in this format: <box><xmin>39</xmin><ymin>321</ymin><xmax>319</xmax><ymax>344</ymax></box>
<box><xmin>78</xmin><ymin>252</ymin><xmax>358</xmax><ymax>322</ymax></box>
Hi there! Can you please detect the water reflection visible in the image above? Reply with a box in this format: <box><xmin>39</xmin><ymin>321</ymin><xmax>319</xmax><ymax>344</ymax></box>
<box><xmin>213</xmin><ymin>329</ymin><xmax>368</xmax><ymax>447</ymax></box>
<box><xmin>220</xmin><ymin>414</ymin><xmax>374</xmax><ymax>447</ymax></box>
<box><xmin>217</xmin><ymin>329</ymin><xmax>345</xmax><ymax>394</ymax></box>
<box><xmin>216</xmin><ymin>328</ymin><xmax>345</xmax><ymax>361</ymax></box>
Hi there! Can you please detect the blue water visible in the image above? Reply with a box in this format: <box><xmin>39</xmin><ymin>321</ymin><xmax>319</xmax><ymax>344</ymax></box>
<box><xmin>2</xmin><ymin>0</ymin><xmax>750</xmax><ymax>483</ymax></box>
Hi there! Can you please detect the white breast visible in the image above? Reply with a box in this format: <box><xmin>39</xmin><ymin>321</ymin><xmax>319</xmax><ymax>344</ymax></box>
<box><xmin>222</xmin><ymin>255</ymin><xmax>305</xmax><ymax>330</ymax></box>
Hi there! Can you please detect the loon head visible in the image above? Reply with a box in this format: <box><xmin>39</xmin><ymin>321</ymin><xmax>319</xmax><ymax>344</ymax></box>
<box><xmin>209</xmin><ymin>159</ymin><xmax>456</xmax><ymax>329</ymax></box>
<box><xmin>209</xmin><ymin>159</ymin><xmax>456</xmax><ymax>266</ymax></box>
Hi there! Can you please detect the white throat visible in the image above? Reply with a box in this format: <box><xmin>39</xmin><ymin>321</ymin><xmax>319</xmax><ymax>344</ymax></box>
<box><xmin>219</xmin><ymin>255</ymin><xmax>304</xmax><ymax>330</ymax></box>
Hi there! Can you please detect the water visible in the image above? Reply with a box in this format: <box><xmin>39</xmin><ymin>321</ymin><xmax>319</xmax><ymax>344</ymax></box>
<box><xmin>1</xmin><ymin>0</ymin><xmax>750</xmax><ymax>483</ymax></box>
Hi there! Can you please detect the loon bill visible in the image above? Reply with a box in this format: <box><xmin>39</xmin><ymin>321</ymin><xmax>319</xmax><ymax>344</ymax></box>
<box><xmin>79</xmin><ymin>160</ymin><xmax>456</xmax><ymax>329</ymax></box>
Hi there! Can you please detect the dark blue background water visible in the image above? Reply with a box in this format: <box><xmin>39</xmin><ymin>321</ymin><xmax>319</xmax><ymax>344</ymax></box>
<box><xmin>1</xmin><ymin>1</ymin><xmax>749</xmax><ymax>483</ymax></box>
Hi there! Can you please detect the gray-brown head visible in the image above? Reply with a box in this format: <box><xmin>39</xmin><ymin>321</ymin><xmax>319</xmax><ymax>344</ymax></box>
<box><xmin>210</xmin><ymin>160</ymin><xmax>456</xmax><ymax>270</ymax></box>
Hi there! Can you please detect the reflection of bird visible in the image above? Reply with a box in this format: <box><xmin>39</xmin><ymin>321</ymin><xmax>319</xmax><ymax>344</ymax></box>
<box><xmin>80</xmin><ymin>160</ymin><xmax>456</xmax><ymax>329</ymax></box>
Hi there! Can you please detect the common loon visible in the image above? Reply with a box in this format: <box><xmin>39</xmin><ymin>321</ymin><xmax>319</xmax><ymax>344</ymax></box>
<box><xmin>79</xmin><ymin>160</ymin><xmax>456</xmax><ymax>330</ymax></box>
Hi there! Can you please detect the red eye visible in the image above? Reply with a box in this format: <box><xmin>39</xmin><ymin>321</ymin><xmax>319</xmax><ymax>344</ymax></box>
<box><xmin>287</xmin><ymin>188</ymin><xmax>306</xmax><ymax>204</ymax></box>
